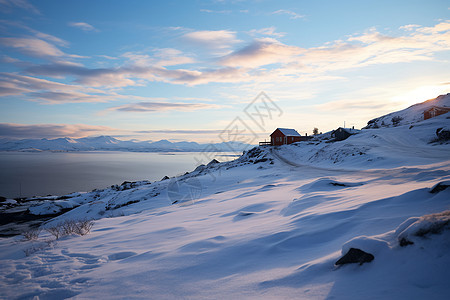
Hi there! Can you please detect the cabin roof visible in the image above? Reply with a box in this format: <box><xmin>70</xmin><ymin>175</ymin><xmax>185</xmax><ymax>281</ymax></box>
<box><xmin>332</xmin><ymin>127</ymin><xmax>360</xmax><ymax>135</ymax></box>
<box><xmin>272</xmin><ymin>128</ymin><xmax>301</xmax><ymax>137</ymax></box>
<box><xmin>424</xmin><ymin>106</ymin><xmax>450</xmax><ymax>112</ymax></box>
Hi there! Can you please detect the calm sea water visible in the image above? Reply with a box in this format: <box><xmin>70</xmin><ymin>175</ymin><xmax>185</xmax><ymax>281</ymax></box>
<box><xmin>0</xmin><ymin>151</ymin><xmax>239</xmax><ymax>198</ymax></box>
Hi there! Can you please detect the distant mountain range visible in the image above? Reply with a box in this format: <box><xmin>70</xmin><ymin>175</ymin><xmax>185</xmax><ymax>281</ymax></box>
<box><xmin>0</xmin><ymin>136</ymin><xmax>253</xmax><ymax>153</ymax></box>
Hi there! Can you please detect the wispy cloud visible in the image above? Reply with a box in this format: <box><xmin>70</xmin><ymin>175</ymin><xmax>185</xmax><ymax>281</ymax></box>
<box><xmin>151</xmin><ymin>66</ymin><xmax>245</xmax><ymax>85</ymax></box>
<box><xmin>220</xmin><ymin>38</ymin><xmax>302</xmax><ymax>68</ymax></box>
<box><xmin>0</xmin><ymin>20</ymin><xmax>69</xmax><ymax>47</ymax></box>
<box><xmin>5</xmin><ymin>20</ymin><xmax>450</xmax><ymax>93</ymax></box>
<box><xmin>182</xmin><ymin>30</ymin><xmax>241</xmax><ymax>52</ymax></box>
<box><xmin>68</xmin><ymin>22</ymin><xmax>98</xmax><ymax>32</ymax></box>
<box><xmin>0</xmin><ymin>35</ymin><xmax>85</xmax><ymax>60</ymax></box>
<box><xmin>200</xmin><ymin>9</ymin><xmax>231</xmax><ymax>14</ymax></box>
<box><xmin>0</xmin><ymin>37</ymin><xmax>65</xmax><ymax>57</ymax></box>
<box><xmin>248</xmin><ymin>27</ymin><xmax>286</xmax><ymax>38</ymax></box>
<box><xmin>106</xmin><ymin>101</ymin><xmax>220</xmax><ymax>113</ymax></box>
<box><xmin>0</xmin><ymin>123</ymin><xmax>114</xmax><ymax>139</ymax></box>
<box><xmin>26</xmin><ymin>62</ymin><xmax>139</xmax><ymax>88</ymax></box>
<box><xmin>0</xmin><ymin>0</ymin><xmax>40</xmax><ymax>14</ymax></box>
<box><xmin>272</xmin><ymin>9</ymin><xmax>304</xmax><ymax>20</ymax></box>
<box><xmin>0</xmin><ymin>73</ymin><xmax>116</xmax><ymax>103</ymax></box>
<box><xmin>25</xmin><ymin>56</ymin><xmax>245</xmax><ymax>87</ymax></box>
<box><xmin>399</xmin><ymin>24</ymin><xmax>421</xmax><ymax>31</ymax></box>
<box><xmin>219</xmin><ymin>20</ymin><xmax>450</xmax><ymax>83</ymax></box>
<box><xmin>123</xmin><ymin>48</ymin><xmax>195</xmax><ymax>67</ymax></box>
<box><xmin>29</xmin><ymin>91</ymin><xmax>110</xmax><ymax>103</ymax></box>
<box><xmin>304</xmin><ymin>21</ymin><xmax>450</xmax><ymax>71</ymax></box>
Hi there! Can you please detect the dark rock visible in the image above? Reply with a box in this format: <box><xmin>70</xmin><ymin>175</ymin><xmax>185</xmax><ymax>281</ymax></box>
<box><xmin>330</xmin><ymin>182</ymin><xmax>346</xmax><ymax>187</ymax></box>
<box><xmin>253</xmin><ymin>158</ymin><xmax>268</xmax><ymax>164</ymax></box>
<box><xmin>245</xmin><ymin>147</ymin><xmax>262</xmax><ymax>158</ymax></box>
<box><xmin>335</xmin><ymin>248</ymin><xmax>374</xmax><ymax>266</ymax></box>
<box><xmin>415</xmin><ymin>218</ymin><xmax>450</xmax><ymax>237</ymax></box>
<box><xmin>436</xmin><ymin>128</ymin><xmax>450</xmax><ymax>141</ymax></box>
<box><xmin>207</xmin><ymin>159</ymin><xmax>220</xmax><ymax>166</ymax></box>
<box><xmin>430</xmin><ymin>182</ymin><xmax>449</xmax><ymax>194</ymax></box>
<box><xmin>391</xmin><ymin>116</ymin><xmax>403</xmax><ymax>126</ymax></box>
<box><xmin>106</xmin><ymin>199</ymin><xmax>140</xmax><ymax>210</ymax></box>
<box><xmin>161</xmin><ymin>176</ymin><xmax>170</xmax><ymax>181</ymax></box>
<box><xmin>399</xmin><ymin>237</ymin><xmax>414</xmax><ymax>247</ymax></box>
<box><xmin>194</xmin><ymin>164</ymin><xmax>205</xmax><ymax>172</ymax></box>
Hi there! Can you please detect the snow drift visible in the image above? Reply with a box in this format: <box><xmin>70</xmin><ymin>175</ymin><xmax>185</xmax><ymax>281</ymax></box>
<box><xmin>0</xmin><ymin>94</ymin><xmax>449</xmax><ymax>299</ymax></box>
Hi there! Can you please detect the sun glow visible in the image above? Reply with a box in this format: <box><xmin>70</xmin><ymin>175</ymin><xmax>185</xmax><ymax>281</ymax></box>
<box><xmin>392</xmin><ymin>84</ymin><xmax>450</xmax><ymax>106</ymax></box>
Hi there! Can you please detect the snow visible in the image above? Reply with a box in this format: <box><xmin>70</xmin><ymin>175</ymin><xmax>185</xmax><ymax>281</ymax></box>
<box><xmin>276</xmin><ymin>128</ymin><xmax>302</xmax><ymax>136</ymax></box>
<box><xmin>364</xmin><ymin>93</ymin><xmax>450</xmax><ymax>128</ymax></box>
<box><xmin>276</xmin><ymin>112</ymin><xmax>450</xmax><ymax>169</ymax></box>
<box><xmin>0</xmin><ymin>96</ymin><xmax>450</xmax><ymax>299</ymax></box>
<box><xmin>396</xmin><ymin>210</ymin><xmax>450</xmax><ymax>244</ymax></box>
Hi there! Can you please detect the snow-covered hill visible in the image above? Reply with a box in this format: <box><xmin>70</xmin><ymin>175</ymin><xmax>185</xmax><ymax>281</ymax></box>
<box><xmin>364</xmin><ymin>93</ymin><xmax>450</xmax><ymax>128</ymax></box>
<box><xmin>0</xmin><ymin>136</ymin><xmax>252</xmax><ymax>152</ymax></box>
<box><xmin>0</xmin><ymin>96</ymin><xmax>449</xmax><ymax>299</ymax></box>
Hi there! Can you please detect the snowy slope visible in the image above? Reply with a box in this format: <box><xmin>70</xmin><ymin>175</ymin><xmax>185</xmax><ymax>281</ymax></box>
<box><xmin>364</xmin><ymin>93</ymin><xmax>450</xmax><ymax>128</ymax></box>
<box><xmin>275</xmin><ymin>112</ymin><xmax>450</xmax><ymax>169</ymax></box>
<box><xmin>0</xmin><ymin>98</ymin><xmax>450</xmax><ymax>299</ymax></box>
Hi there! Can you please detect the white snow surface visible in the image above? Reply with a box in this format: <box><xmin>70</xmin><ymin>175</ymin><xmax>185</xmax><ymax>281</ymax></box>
<box><xmin>1</xmin><ymin>104</ymin><xmax>450</xmax><ymax>299</ymax></box>
<box><xmin>364</xmin><ymin>93</ymin><xmax>450</xmax><ymax>128</ymax></box>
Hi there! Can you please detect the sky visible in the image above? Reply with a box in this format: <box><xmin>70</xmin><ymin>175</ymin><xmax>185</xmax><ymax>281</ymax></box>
<box><xmin>0</xmin><ymin>0</ymin><xmax>449</xmax><ymax>143</ymax></box>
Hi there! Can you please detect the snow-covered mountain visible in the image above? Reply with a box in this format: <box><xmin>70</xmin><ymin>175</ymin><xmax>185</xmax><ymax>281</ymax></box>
<box><xmin>364</xmin><ymin>93</ymin><xmax>450</xmax><ymax>128</ymax></box>
<box><xmin>0</xmin><ymin>136</ymin><xmax>252</xmax><ymax>152</ymax></box>
<box><xmin>0</xmin><ymin>95</ymin><xmax>449</xmax><ymax>299</ymax></box>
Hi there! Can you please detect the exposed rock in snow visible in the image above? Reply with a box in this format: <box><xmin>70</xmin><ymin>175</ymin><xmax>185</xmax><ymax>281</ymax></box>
<box><xmin>429</xmin><ymin>181</ymin><xmax>450</xmax><ymax>194</ymax></box>
<box><xmin>335</xmin><ymin>248</ymin><xmax>374</xmax><ymax>265</ymax></box>
<box><xmin>396</xmin><ymin>210</ymin><xmax>450</xmax><ymax>246</ymax></box>
<box><xmin>435</xmin><ymin>127</ymin><xmax>450</xmax><ymax>142</ymax></box>
<box><xmin>207</xmin><ymin>158</ymin><xmax>220</xmax><ymax>166</ymax></box>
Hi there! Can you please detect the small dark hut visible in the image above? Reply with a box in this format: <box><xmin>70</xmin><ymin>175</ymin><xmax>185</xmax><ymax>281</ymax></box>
<box><xmin>331</xmin><ymin>127</ymin><xmax>359</xmax><ymax>141</ymax></box>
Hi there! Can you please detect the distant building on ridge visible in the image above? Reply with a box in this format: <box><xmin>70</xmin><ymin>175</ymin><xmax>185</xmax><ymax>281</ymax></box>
<box><xmin>331</xmin><ymin>127</ymin><xmax>359</xmax><ymax>141</ymax></box>
<box><xmin>423</xmin><ymin>106</ymin><xmax>450</xmax><ymax>120</ymax></box>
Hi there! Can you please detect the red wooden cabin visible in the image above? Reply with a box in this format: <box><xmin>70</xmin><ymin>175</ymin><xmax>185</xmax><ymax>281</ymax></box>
<box><xmin>424</xmin><ymin>106</ymin><xmax>450</xmax><ymax>120</ymax></box>
<box><xmin>270</xmin><ymin>128</ymin><xmax>302</xmax><ymax>146</ymax></box>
